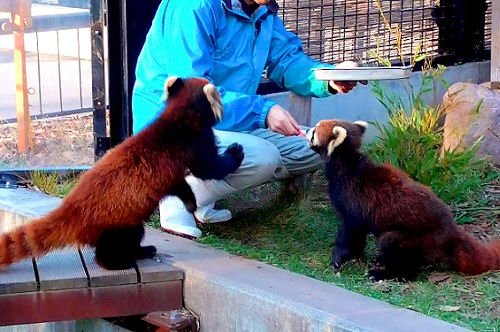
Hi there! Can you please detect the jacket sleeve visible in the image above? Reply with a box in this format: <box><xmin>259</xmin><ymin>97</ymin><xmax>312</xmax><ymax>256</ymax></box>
<box><xmin>152</xmin><ymin>0</ymin><xmax>275</xmax><ymax>132</ymax></box>
<box><xmin>266</xmin><ymin>16</ymin><xmax>335</xmax><ymax>98</ymax></box>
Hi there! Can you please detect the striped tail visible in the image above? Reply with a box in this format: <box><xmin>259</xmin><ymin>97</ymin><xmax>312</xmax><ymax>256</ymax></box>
<box><xmin>453</xmin><ymin>231</ymin><xmax>500</xmax><ymax>275</ymax></box>
<box><xmin>0</xmin><ymin>210</ymin><xmax>70</xmax><ymax>268</ymax></box>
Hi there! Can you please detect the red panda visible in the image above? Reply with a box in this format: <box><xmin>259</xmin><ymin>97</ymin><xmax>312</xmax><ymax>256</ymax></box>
<box><xmin>0</xmin><ymin>77</ymin><xmax>244</xmax><ymax>270</ymax></box>
<box><xmin>307</xmin><ymin>119</ymin><xmax>500</xmax><ymax>281</ymax></box>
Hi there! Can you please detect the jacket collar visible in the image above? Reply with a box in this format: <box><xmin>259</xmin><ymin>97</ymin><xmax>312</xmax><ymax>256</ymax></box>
<box><xmin>222</xmin><ymin>0</ymin><xmax>278</xmax><ymax>20</ymax></box>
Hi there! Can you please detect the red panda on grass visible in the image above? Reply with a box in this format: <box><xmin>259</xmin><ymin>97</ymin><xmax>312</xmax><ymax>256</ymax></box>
<box><xmin>0</xmin><ymin>77</ymin><xmax>244</xmax><ymax>270</ymax></box>
<box><xmin>307</xmin><ymin>119</ymin><xmax>500</xmax><ymax>281</ymax></box>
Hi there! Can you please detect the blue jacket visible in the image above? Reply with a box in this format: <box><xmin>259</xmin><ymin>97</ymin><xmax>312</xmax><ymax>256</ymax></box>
<box><xmin>132</xmin><ymin>0</ymin><xmax>334</xmax><ymax>134</ymax></box>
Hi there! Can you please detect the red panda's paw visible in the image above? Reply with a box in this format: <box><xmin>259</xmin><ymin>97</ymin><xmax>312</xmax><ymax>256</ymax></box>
<box><xmin>136</xmin><ymin>245</ymin><xmax>157</xmax><ymax>259</ymax></box>
<box><xmin>368</xmin><ymin>267</ymin><xmax>388</xmax><ymax>282</ymax></box>
<box><xmin>332</xmin><ymin>257</ymin><xmax>345</xmax><ymax>271</ymax></box>
<box><xmin>224</xmin><ymin>143</ymin><xmax>244</xmax><ymax>167</ymax></box>
<box><xmin>368</xmin><ymin>266</ymin><xmax>418</xmax><ymax>282</ymax></box>
<box><xmin>331</xmin><ymin>247</ymin><xmax>360</xmax><ymax>271</ymax></box>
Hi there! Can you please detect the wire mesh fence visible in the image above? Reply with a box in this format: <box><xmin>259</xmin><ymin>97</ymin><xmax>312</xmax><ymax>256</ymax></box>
<box><xmin>276</xmin><ymin>0</ymin><xmax>492</xmax><ymax>65</ymax></box>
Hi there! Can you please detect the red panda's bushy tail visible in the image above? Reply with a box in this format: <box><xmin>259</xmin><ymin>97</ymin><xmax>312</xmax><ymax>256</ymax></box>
<box><xmin>0</xmin><ymin>210</ymin><xmax>72</xmax><ymax>268</ymax></box>
<box><xmin>452</xmin><ymin>230</ymin><xmax>500</xmax><ymax>275</ymax></box>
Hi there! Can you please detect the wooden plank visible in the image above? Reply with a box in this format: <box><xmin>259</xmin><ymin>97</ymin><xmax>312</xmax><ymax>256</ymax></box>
<box><xmin>136</xmin><ymin>254</ymin><xmax>183</xmax><ymax>284</ymax></box>
<box><xmin>492</xmin><ymin>0</ymin><xmax>500</xmax><ymax>88</ymax></box>
<box><xmin>0</xmin><ymin>259</ymin><xmax>37</xmax><ymax>294</ymax></box>
<box><xmin>79</xmin><ymin>246</ymin><xmax>137</xmax><ymax>287</ymax></box>
<box><xmin>0</xmin><ymin>281</ymin><xmax>182</xmax><ymax>326</ymax></box>
<box><xmin>35</xmin><ymin>248</ymin><xmax>88</xmax><ymax>291</ymax></box>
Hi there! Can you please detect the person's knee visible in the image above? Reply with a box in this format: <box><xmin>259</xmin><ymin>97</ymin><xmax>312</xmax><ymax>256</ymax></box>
<box><xmin>279</xmin><ymin>138</ymin><xmax>323</xmax><ymax>178</ymax></box>
<box><xmin>225</xmin><ymin>138</ymin><xmax>281</xmax><ymax>190</ymax></box>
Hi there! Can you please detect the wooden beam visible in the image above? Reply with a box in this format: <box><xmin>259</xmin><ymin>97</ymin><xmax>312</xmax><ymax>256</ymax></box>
<box><xmin>288</xmin><ymin>93</ymin><xmax>312</xmax><ymax>126</ymax></box>
<box><xmin>492</xmin><ymin>0</ymin><xmax>500</xmax><ymax>89</ymax></box>
<box><xmin>0</xmin><ymin>281</ymin><xmax>183</xmax><ymax>326</ymax></box>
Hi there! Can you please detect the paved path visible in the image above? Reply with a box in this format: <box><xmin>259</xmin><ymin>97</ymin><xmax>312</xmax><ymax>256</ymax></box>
<box><xmin>0</xmin><ymin>4</ymin><xmax>92</xmax><ymax>121</ymax></box>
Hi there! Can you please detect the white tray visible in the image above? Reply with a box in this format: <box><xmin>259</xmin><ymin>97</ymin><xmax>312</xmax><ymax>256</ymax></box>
<box><xmin>314</xmin><ymin>66</ymin><xmax>412</xmax><ymax>81</ymax></box>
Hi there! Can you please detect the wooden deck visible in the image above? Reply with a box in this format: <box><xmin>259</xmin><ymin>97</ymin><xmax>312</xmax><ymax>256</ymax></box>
<box><xmin>0</xmin><ymin>244</ymin><xmax>184</xmax><ymax>326</ymax></box>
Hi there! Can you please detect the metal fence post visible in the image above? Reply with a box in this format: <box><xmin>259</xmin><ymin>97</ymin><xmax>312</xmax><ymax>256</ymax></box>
<box><xmin>90</xmin><ymin>0</ymin><xmax>107</xmax><ymax>159</ymax></box>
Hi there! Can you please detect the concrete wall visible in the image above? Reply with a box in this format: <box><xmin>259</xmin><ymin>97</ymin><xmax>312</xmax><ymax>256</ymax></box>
<box><xmin>267</xmin><ymin>61</ymin><xmax>491</xmax><ymax>140</ymax></box>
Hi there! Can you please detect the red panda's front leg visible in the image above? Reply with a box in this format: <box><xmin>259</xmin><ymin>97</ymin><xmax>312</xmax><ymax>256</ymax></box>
<box><xmin>332</xmin><ymin>221</ymin><xmax>369</xmax><ymax>271</ymax></box>
<box><xmin>190</xmin><ymin>142</ymin><xmax>244</xmax><ymax>180</ymax></box>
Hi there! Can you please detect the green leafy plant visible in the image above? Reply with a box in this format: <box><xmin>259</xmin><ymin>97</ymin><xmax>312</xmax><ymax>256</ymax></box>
<box><xmin>367</xmin><ymin>67</ymin><xmax>494</xmax><ymax>208</ymax></box>
<box><xmin>30</xmin><ymin>170</ymin><xmax>78</xmax><ymax>197</ymax></box>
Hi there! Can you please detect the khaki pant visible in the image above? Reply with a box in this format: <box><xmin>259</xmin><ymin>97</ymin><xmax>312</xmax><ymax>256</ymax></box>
<box><xmin>186</xmin><ymin>127</ymin><xmax>322</xmax><ymax>207</ymax></box>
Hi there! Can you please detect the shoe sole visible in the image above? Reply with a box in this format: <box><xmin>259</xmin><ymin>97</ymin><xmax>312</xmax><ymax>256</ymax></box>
<box><xmin>161</xmin><ymin>227</ymin><xmax>199</xmax><ymax>240</ymax></box>
<box><xmin>194</xmin><ymin>209</ymin><xmax>232</xmax><ymax>224</ymax></box>
<box><xmin>194</xmin><ymin>214</ymin><xmax>232</xmax><ymax>224</ymax></box>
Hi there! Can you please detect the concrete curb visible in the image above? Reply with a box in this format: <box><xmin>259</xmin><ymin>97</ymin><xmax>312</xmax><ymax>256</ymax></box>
<box><xmin>0</xmin><ymin>188</ymin><xmax>470</xmax><ymax>332</ymax></box>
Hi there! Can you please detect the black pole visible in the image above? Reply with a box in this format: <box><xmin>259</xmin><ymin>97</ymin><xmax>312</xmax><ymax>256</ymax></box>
<box><xmin>106</xmin><ymin>0</ymin><xmax>130</xmax><ymax>147</ymax></box>
<box><xmin>106</xmin><ymin>0</ymin><xmax>161</xmax><ymax>149</ymax></box>
<box><xmin>90</xmin><ymin>0</ymin><xmax>107</xmax><ymax>159</ymax></box>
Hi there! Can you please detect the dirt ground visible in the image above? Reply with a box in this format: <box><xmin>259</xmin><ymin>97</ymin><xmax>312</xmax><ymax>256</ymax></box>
<box><xmin>0</xmin><ymin>113</ymin><xmax>95</xmax><ymax>168</ymax></box>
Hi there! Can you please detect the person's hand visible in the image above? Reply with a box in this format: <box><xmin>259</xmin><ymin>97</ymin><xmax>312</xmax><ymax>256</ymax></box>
<box><xmin>266</xmin><ymin>104</ymin><xmax>302</xmax><ymax>136</ymax></box>
<box><xmin>328</xmin><ymin>60</ymin><xmax>368</xmax><ymax>94</ymax></box>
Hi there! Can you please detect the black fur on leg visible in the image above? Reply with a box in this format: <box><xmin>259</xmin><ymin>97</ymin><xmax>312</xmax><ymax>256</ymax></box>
<box><xmin>171</xmin><ymin>179</ymin><xmax>197</xmax><ymax>213</ymax></box>
<box><xmin>95</xmin><ymin>224</ymin><xmax>157</xmax><ymax>270</ymax></box>
<box><xmin>189</xmin><ymin>137</ymin><xmax>244</xmax><ymax>180</ymax></box>
<box><xmin>332</xmin><ymin>221</ymin><xmax>368</xmax><ymax>271</ymax></box>
<box><xmin>368</xmin><ymin>232</ymin><xmax>421</xmax><ymax>281</ymax></box>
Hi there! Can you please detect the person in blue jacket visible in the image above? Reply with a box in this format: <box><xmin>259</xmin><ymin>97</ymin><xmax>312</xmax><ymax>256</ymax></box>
<box><xmin>132</xmin><ymin>0</ymin><xmax>363</xmax><ymax>238</ymax></box>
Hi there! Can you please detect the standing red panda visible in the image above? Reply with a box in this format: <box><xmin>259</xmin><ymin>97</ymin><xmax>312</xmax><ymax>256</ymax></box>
<box><xmin>307</xmin><ymin>119</ymin><xmax>500</xmax><ymax>281</ymax></box>
<box><xmin>0</xmin><ymin>77</ymin><xmax>244</xmax><ymax>270</ymax></box>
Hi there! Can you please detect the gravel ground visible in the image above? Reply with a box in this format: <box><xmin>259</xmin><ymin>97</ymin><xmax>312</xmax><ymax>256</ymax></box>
<box><xmin>0</xmin><ymin>113</ymin><xmax>94</xmax><ymax>168</ymax></box>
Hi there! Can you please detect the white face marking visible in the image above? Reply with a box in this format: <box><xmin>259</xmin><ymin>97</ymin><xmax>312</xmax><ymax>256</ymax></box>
<box><xmin>203</xmin><ymin>84</ymin><xmax>222</xmax><ymax>121</ymax></box>
<box><xmin>307</xmin><ymin>121</ymin><xmax>326</xmax><ymax>146</ymax></box>
<box><xmin>327</xmin><ymin>126</ymin><xmax>347</xmax><ymax>156</ymax></box>
<box><xmin>306</xmin><ymin>127</ymin><xmax>316</xmax><ymax>146</ymax></box>
<box><xmin>354</xmin><ymin>120</ymin><xmax>368</xmax><ymax>129</ymax></box>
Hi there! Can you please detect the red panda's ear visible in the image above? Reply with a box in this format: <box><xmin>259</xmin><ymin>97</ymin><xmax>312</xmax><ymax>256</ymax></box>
<box><xmin>165</xmin><ymin>76</ymin><xmax>184</xmax><ymax>98</ymax></box>
<box><xmin>354</xmin><ymin>120</ymin><xmax>368</xmax><ymax>134</ymax></box>
<box><xmin>203</xmin><ymin>84</ymin><xmax>222</xmax><ymax>121</ymax></box>
<box><xmin>327</xmin><ymin>126</ymin><xmax>347</xmax><ymax>156</ymax></box>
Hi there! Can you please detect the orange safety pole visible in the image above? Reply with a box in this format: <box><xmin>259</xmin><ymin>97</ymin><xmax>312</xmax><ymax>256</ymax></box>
<box><xmin>12</xmin><ymin>0</ymin><xmax>31</xmax><ymax>153</ymax></box>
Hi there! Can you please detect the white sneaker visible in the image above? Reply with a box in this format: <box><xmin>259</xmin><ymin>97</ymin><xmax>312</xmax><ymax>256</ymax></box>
<box><xmin>159</xmin><ymin>196</ymin><xmax>202</xmax><ymax>239</ymax></box>
<box><xmin>194</xmin><ymin>203</ymin><xmax>232</xmax><ymax>223</ymax></box>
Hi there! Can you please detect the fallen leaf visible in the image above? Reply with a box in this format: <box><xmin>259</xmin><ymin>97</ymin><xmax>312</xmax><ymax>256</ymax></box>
<box><xmin>438</xmin><ymin>305</ymin><xmax>460</xmax><ymax>312</ymax></box>
<box><xmin>428</xmin><ymin>273</ymin><xmax>451</xmax><ymax>284</ymax></box>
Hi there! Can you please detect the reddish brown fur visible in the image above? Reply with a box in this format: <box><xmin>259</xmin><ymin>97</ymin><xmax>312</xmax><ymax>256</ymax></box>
<box><xmin>0</xmin><ymin>77</ymin><xmax>225</xmax><ymax>268</ymax></box>
<box><xmin>309</xmin><ymin>119</ymin><xmax>500</xmax><ymax>280</ymax></box>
